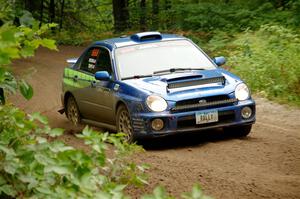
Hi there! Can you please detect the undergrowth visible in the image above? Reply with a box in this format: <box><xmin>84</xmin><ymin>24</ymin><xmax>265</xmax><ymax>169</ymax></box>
<box><xmin>226</xmin><ymin>25</ymin><xmax>300</xmax><ymax>106</ymax></box>
<box><xmin>186</xmin><ymin>25</ymin><xmax>300</xmax><ymax>106</ymax></box>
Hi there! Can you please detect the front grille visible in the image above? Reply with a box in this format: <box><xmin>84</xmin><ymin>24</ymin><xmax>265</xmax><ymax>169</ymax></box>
<box><xmin>172</xmin><ymin>95</ymin><xmax>237</xmax><ymax>112</ymax></box>
<box><xmin>177</xmin><ymin>110</ymin><xmax>235</xmax><ymax>129</ymax></box>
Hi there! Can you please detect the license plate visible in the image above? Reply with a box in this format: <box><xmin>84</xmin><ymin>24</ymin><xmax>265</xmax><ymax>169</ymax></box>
<box><xmin>196</xmin><ymin>110</ymin><xmax>218</xmax><ymax>124</ymax></box>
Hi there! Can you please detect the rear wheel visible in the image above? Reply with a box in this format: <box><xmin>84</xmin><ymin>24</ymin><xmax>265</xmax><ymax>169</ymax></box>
<box><xmin>116</xmin><ymin>105</ymin><xmax>136</xmax><ymax>143</ymax></box>
<box><xmin>223</xmin><ymin>125</ymin><xmax>252</xmax><ymax>137</ymax></box>
<box><xmin>66</xmin><ymin>96</ymin><xmax>81</xmax><ymax>126</ymax></box>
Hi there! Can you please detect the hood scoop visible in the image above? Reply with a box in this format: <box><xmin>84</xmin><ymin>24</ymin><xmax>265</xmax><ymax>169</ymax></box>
<box><xmin>166</xmin><ymin>75</ymin><xmax>226</xmax><ymax>91</ymax></box>
<box><xmin>162</xmin><ymin>74</ymin><xmax>203</xmax><ymax>83</ymax></box>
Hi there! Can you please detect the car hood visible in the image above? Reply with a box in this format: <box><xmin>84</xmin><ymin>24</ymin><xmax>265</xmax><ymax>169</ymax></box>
<box><xmin>123</xmin><ymin>69</ymin><xmax>241</xmax><ymax>101</ymax></box>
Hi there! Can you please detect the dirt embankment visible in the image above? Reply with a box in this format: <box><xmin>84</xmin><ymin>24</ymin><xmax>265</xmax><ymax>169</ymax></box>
<box><xmin>11</xmin><ymin>46</ymin><xmax>300</xmax><ymax>199</ymax></box>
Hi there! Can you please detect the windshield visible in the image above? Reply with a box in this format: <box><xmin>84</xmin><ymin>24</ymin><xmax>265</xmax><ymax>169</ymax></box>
<box><xmin>115</xmin><ymin>40</ymin><xmax>216</xmax><ymax>79</ymax></box>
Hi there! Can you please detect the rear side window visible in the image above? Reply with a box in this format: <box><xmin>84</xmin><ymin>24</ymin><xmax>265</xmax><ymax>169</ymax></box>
<box><xmin>79</xmin><ymin>47</ymin><xmax>112</xmax><ymax>74</ymax></box>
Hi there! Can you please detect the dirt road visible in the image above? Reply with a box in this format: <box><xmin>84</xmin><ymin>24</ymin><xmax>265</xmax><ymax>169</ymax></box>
<box><xmin>11</xmin><ymin>47</ymin><xmax>300</xmax><ymax>199</ymax></box>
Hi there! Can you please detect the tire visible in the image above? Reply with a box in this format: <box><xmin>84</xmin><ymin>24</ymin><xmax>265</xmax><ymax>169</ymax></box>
<box><xmin>116</xmin><ymin>105</ymin><xmax>136</xmax><ymax>143</ymax></box>
<box><xmin>223</xmin><ymin>124</ymin><xmax>252</xmax><ymax>138</ymax></box>
<box><xmin>66</xmin><ymin>96</ymin><xmax>81</xmax><ymax>126</ymax></box>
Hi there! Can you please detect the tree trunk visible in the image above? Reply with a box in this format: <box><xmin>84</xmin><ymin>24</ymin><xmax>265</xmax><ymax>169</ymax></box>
<box><xmin>275</xmin><ymin>0</ymin><xmax>289</xmax><ymax>9</ymax></box>
<box><xmin>152</xmin><ymin>0</ymin><xmax>159</xmax><ymax>30</ymax></box>
<box><xmin>39</xmin><ymin>0</ymin><xmax>44</xmax><ymax>27</ymax></box>
<box><xmin>89</xmin><ymin>0</ymin><xmax>110</xmax><ymax>30</ymax></box>
<box><xmin>0</xmin><ymin>88</ymin><xmax>5</xmax><ymax>105</ymax></box>
<box><xmin>164</xmin><ymin>0</ymin><xmax>171</xmax><ymax>10</ymax></box>
<box><xmin>140</xmin><ymin>0</ymin><xmax>147</xmax><ymax>31</ymax></box>
<box><xmin>59</xmin><ymin>0</ymin><xmax>65</xmax><ymax>30</ymax></box>
<box><xmin>24</xmin><ymin>0</ymin><xmax>35</xmax><ymax>12</ymax></box>
<box><xmin>112</xmin><ymin>0</ymin><xmax>129</xmax><ymax>32</ymax></box>
<box><xmin>49</xmin><ymin>0</ymin><xmax>55</xmax><ymax>23</ymax></box>
<box><xmin>163</xmin><ymin>0</ymin><xmax>171</xmax><ymax>29</ymax></box>
<box><xmin>24</xmin><ymin>0</ymin><xmax>41</xmax><ymax>17</ymax></box>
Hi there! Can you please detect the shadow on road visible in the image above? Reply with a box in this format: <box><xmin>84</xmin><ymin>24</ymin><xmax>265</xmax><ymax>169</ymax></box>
<box><xmin>139</xmin><ymin>129</ymin><xmax>251</xmax><ymax>150</ymax></box>
<box><xmin>57</xmin><ymin>119</ymin><xmax>255</xmax><ymax>151</ymax></box>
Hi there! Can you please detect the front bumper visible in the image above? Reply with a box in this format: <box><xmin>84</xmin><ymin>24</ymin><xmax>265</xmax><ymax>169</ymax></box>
<box><xmin>131</xmin><ymin>99</ymin><xmax>256</xmax><ymax>139</ymax></box>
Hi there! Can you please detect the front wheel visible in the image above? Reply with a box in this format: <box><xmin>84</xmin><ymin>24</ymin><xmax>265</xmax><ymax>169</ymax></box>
<box><xmin>116</xmin><ymin>105</ymin><xmax>136</xmax><ymax>143</ymax></box>
<box><xmin>223</xmin><ymin>125</ymin><xmax>252</xmax><ymax>137</ymax></box>
<box><xmin>66</xmin><ymin>96</ymin><xmax>81</xmax><ymax>126</ymax></box>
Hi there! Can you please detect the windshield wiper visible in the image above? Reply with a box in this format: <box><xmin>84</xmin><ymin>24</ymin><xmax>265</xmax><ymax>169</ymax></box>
<box><xmin>122</xmin><ymin>74</ymin><xmax>153</xmax><ymax>80</ymax></box>
<box><xmin>122</xmin><ymin>68</ymin><xmax>205</xmax><ymax>80</ymax></box>
<box><xmin>153</xmin><ymin>68</ymin><xmax>205</xmax><ymax>75</ymax></box>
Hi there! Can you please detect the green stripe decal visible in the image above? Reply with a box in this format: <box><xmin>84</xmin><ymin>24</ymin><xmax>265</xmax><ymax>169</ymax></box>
<box><xmin>63</xmin><ymin>67</ymin><xmax>96</xmax><ymax>89</ymax></box>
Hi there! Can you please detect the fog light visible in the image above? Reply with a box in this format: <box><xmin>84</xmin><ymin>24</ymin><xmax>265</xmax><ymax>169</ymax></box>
<box><xmin>241</xmin><ymin>106</ymin><xmax>252</xmax><ymax>119</ymax></box>
<box><xmin>151</xmin><ymin>119</ymin><xmax>164</xmax><ymax>131</ymax></box>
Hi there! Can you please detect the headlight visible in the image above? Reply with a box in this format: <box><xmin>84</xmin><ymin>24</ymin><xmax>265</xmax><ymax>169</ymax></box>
<box><xmin>235</xmin><ymin>83</ymin><xmax>250</xmax><ymax>101</ymax></box>
<box><xmin>146</xmin><ymin>95</ymin><xmax>168</xmax><ymax>112</ymax></box>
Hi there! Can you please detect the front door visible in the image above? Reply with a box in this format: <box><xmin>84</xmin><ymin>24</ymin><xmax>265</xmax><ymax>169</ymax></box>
<box><xmin>75</xmin><ymin>46</ymin><xmax>115</xmax><ymax>124</ymax></box>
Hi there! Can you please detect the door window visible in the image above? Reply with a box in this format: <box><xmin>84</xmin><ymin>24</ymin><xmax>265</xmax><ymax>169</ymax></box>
<box><xmin>95</xmin><ymin>48</ymin><xmax>112</xmax><ymax>75</ymax></box>
<box><xmin>79</xmin><ymin>47</ymin><xmax>112</xmax><ymax>75</ymax></box>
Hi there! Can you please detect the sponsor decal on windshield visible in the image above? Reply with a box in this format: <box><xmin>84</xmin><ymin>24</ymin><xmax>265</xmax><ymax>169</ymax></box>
<box><xmin>88</xmin><ymin>63</ymin><xmax>95</xmax><ymax>70</ymax></box>
<box><xmin>91</xmin><ymin>48</ymin><xmax>100</xmax><ymax>57</ymax></box>
<box><xmin>89</xmin><ymin>58</ymin><xmax>96</xmax><ymax>64</ymax></box>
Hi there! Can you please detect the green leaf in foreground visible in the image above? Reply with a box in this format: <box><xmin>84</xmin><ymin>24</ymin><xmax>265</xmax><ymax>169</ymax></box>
<box><xmin>182</xmin><ymin>184</ymin><xmax>213</xmax><ymax>199</ymax></box>
<box><xmin>29</xmin><ymin>112</ymin><xmax>48</xmax><ymax>124</ymax></box>
<box><xmin>0</xmin><ymin>184</ymin><xmax>17</xmax><ymax>197</ymax></box>
<box><xmin>0</xmin><ymin>104</ymin><xmax>212</xmax><ymax>199</ymax></box>
<box><xmin>41</xmin><ymin>38</ymin><xmax>58</xmax><ymax>50</ymax></box>
<box><xmin>44</xmin><ymin>165</ymin><xmax>71</xmax><ymax>175</ymax></box>
<box><xmin>49</xmin><ymin>128</ymin><xmax>64</xmax><ymax>137</ymax></box>
<box><xmin>19</xmin><ymin>80</ymin><xmax>33</xmax><ymax>100</ymax></box>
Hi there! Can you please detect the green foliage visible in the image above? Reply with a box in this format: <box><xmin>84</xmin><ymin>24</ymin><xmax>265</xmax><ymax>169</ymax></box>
<box><xmin>227</xmin><ymin>25</ymin><xmax>300</xmax><ymax>105</ymax></box>
<box><xmin>0</xmin><ymin>13</ymin><xmax>57</xmax><ymax>101</ymax></box>
<box><xmin>107</xmin><ymin>0</ymin><xmax>298</xmax><ymax>33</ymax></box>
<box><xmin>0</xmin><ymin>0</ymin><xmax>14</xmax><ymax>22</ymax></box>
<box><xmin>33</xmin><ymin>0</ymin><xmax>299</xmax><ymax>46</ymax></box>
<box><xmin>190</xmin><ymin>23</ymin><xmax>300</xmax><ymax>106</ymax></box>
<box><xmin>19</xmin><ymin>80</ymin><xmax>33</xmax><ymax>100</ymax></box>
<box><xmin>51</xmin><ymin>30</ymin><xmax>115</xmax><ymax>46</ymax></box>
<box><xmin>181</xmin><ymin>184</ymin><xmax>212</xmax><ymax>199</ymax></box>
<box><xmin>0</xmin><ymin>105</ymin><xmax>212</xmax><ymax>199</ymax></box>
<box><xmin>51</xmin><ymin>30</ymin><xmax>92</xmax><ymax>46</ymax></box>
<box><xmin>170</xmin><ymin>2</ymin><xmax>296</xmax><ymax>32</ymax></box>
<box><xmin>141</xmin><ymin>184</ymin><xmax>211</xmax><ymax>199</ymax></box>
<box><xmin>0</xmin><ymin>105</ymin><xmax>148</xmax><ymax>198</ymax></box>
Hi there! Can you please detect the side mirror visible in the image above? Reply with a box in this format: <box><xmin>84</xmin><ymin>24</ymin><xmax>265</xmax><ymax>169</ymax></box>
<box><xmin>66</xmin><ymin>58</ymin><xmax>78</xmax><ymax>65</ymax></box>
<box><xmin>95</xmin><ymin>71</ymin><xmax>111</xmax><ymax>81</ymax></box>
<box><xmin>213</xmin><ymin>56</ymin><xmax>226</xmax><ymax>66</ymax></box>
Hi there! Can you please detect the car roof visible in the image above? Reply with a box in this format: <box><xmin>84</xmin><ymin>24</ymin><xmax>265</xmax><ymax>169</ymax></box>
<box><xmin>92</xmin><ymin>32</ymin><xmax>186</xmax><ymax>49</ymax></box>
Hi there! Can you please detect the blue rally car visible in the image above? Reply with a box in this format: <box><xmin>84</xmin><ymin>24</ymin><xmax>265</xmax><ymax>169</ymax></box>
<box><xmin>60</xmin><ymin>32</ymin><xmax>255</xmax><ymax>142</ymax></box>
